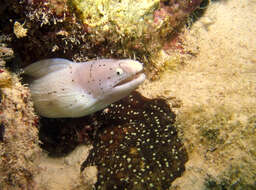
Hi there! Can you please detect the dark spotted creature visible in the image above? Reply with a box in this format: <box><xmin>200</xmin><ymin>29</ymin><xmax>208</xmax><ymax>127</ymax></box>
<box><xmin>81</xmin><ymin>92</ymin><xmax>188</xmax><ymax>190</ymax></box>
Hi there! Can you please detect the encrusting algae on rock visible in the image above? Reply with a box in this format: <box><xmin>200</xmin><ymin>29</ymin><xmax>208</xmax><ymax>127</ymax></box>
<box><xmin>81</xmin><ymin>92</ymin><xmax>188</xmax><ymax>190</ymax></box>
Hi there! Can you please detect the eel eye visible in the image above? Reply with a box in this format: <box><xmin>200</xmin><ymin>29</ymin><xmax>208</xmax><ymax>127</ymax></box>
<box><xmin>116</xmin><ymin>68</ymin><xmax>123</xmax><ymax>76</ymax></box>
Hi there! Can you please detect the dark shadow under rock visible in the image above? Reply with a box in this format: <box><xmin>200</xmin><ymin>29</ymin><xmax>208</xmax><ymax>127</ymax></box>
<box><xmin>39</xmin><ymin>116</ymin><xmax>98</xmax><ymax>157</ymax></box>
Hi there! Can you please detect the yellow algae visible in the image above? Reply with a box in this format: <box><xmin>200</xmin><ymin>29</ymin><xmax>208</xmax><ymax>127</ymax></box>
<box><xmin>13</xmin><ymin>21</ymin><xmax>28</xmax><ymax>39</ymax></box>
<box><xmin>147</xmin><ymin>50</ymin><xmax>183</xmax><ymax>80</ymax></box>
<box><xmin>70</xmin><ymin>0</ymin><xmax>163</xmax><ymax>66</ymax></box>
<box><xmin>0</xmin><ymin>69</ymin><xmax>12</xmax><ymax>88</ymax></box>
<box><xmin>71</xmin><ymin>0</ymin><xmax>159</xmax><ymax>35</ymax></box>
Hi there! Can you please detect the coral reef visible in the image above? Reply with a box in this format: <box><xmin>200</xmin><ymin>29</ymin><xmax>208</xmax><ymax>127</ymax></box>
<box><xmin>0</xmin><ymin>19</ymin><xmax>40</xmax><ymax>188</ymax></box>
<box><xmin>2</xmin><ymin>0</ymin><xmax>254</xmax><ymax>190</ymax></box>
<box><xmin>0</xmin><ymin>50</ymin><xmax>40</xmax><ymax>189</ymax></box>
<box><xmin>0</xmin><ymin>1</ymin><xmax>202</xmax><ymax>186</ymax></box>
<box><xmin>0</xmin><ymin>2</ymin><xmax>202</xmax><ymax>187</ymax></box>
<box><xmin>0</xmin><ymin>0</ymin><xmax>203</xmax><ymax>79</ymax></box>
<box><xmin>81</xmin><ymin>91</ymin><xmax>188</xmax><ymax>189</ymax></box>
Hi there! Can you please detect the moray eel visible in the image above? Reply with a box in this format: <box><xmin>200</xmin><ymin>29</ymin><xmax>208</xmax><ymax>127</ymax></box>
<box><xmin>24</xmin><ymin>58</ymin><xmax>145</xmax><ymax>118</ymax></box>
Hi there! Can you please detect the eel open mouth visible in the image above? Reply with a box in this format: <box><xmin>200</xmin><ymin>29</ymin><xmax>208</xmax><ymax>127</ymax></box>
<box><xmin>114</xmin><ymin>71</ymin><xmax>144</xmax><ymax>87</ymax></box>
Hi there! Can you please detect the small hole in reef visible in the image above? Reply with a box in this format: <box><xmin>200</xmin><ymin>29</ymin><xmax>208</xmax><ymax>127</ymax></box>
<box><xmin>38</xmin><ymin>116</ymin><xmax>95</xmax><ymax>157</ymax></box>
<box><xmin>186</xmin><ymin>0</ymin><xmax>210</xmax><ymax>27</ymax></box>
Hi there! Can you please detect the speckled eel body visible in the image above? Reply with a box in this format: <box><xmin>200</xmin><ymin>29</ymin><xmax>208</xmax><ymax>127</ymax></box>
<box><xmin>24</xmin><ymin>58</ymin><xmax>145</xmax><ymax>118</ymax></box>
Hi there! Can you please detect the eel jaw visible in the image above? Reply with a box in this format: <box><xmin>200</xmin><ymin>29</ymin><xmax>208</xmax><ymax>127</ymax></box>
<box><xmin>114</xmin><ymin>71</ymin><xmax>145</xmax><ymax>87</ymax></box>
